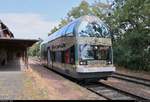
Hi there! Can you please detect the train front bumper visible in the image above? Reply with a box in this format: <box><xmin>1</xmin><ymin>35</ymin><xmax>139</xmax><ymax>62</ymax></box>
<box><xmin>76</xmin><ymin>66</ymin><xmax>116</xmax><ymax>73</ymax></box>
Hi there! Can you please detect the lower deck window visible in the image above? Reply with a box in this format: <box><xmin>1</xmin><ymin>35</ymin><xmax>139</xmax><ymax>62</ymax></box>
<box><xmin>50</xmin><ymin>45</ymin><xmax>75</xmax><ymax>64</ymax></box>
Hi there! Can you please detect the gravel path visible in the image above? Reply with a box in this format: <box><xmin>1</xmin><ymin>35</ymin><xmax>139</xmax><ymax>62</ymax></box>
<box><xmin>28</xmin><ymin>59</ymin><xmax>105</xmax><ymax>100</ymax></box>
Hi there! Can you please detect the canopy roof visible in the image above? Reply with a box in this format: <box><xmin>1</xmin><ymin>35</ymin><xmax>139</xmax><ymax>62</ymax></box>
<box><xmin>0</xmin><ymin>20</ymin><xmax>38</xmax><ymax>48</ymax></box>
<box><xmin>0</xmin><ymin>20</ymin><xmax>14</xmax><ymax>38</ymax></box>
<box><xmin>0</xmin><ymin>38</ymin><xmax>38</xmax><ymax>48</ymax></box>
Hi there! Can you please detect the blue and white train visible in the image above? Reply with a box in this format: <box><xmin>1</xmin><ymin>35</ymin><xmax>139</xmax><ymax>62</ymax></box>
<box><xmin>40</xmin><ymin>15</ymin><xmax>115</xmax><ymax>82</ymax></box>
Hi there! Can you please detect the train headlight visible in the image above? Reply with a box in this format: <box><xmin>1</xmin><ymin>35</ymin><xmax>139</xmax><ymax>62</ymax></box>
<box><xmin>107</xmin><ymin>61</ymin><xmax>112</xmax><ymax>65</ymax></box>
<box><xmin>79</xmin><ymin>61</ymin><xmax>87</xmax><ymax>65</ymax></box>
<box><xmin>93</xmin><ymin>46</ymin><xmax>98</xmax><ymax>50</ymax></box>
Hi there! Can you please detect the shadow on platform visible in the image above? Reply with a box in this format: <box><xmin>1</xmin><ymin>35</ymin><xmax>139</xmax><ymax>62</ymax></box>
<box><xmin>0</xmin><ymin>59</ymin><xmax>21</xmax><ymax>71</ymax></box>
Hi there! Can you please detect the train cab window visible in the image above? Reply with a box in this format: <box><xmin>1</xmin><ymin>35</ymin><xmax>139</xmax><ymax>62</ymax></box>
<box><xmin>79</xmin><ymin>45</ymin><xmax>111</xmax><ymax>61</ymax></box>
<box><xmin>96</xmin><ymin>46</ymin><xmax>110</xmax><ymax>60</ymax></box>
<box><xmin>77</xmin><ymin>21</ymin><xmax>111</xmax><ymax>38</ymax></box>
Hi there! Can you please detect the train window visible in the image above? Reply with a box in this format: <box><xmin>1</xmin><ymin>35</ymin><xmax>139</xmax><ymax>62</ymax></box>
<box><xmin>79</xmin><ymin>44</ymin><xmax>94</xmax><ymax>60</ymax></box>
<box><xmin>48</xmin><ymin>50</ymin><xmax>52</xmax><ymax>62</ymax></box>
<box><xmin>51</xmin><ymin>51</ymin><xmax>56</xmax><ymax>62</ymax></box>
<box><xmin>95</xmin><ymin>46</ymin><xmax>110</xmax><ymax>60</ymax></box>
<box><xmin>55</xmin><ymin>51</ymin><xmax>62</xmax><ymax>63</ymax></box>
<box><xmin>58</xmin><ymin>25</ymin><xmax>68</xmax><ymax>36</ymax></box>
<box><xmin>77</xmin><ymin>21</ymin><xmax>89</xmax><ymax>37</ymax></box>
<box><xmin>77</xmin><ymin>21</ymin><xmax>111</xmax><ymax>38</ymax></box>
<box><xmin>65</xmin><ymin>49</ymin><xmax>70</xmax><ymax>64</ymax></box>
<box><xmin>64</xmin><ymin>46</ymin><xmax>75</xmax><ymax>64</ymax></box>
<box><xmin>61</xmin><ymin>51</ymin><xmax>65</xmax><ymax>63</ymax></box>
<box><xmin>70</xmin><ymin>46</ymin><xmax>75</xmax><ymax>64</ymax></box>
<box><xmin>65</xmin><ymin>22</ymin><xmax>76</xmax><ymax>36</ymax></box>
<box><xmin>79</xmin><ymin>45</ymin><xmax>111</xmax><ymax>61</ymax></box>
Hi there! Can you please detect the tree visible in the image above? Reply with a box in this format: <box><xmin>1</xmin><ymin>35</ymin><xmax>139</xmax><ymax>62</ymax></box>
<box><xmin>28</xmin><ymin>42</ymin><xmax>41</xmax><ymax>57</ymax></box>
<box><xmin>48</xmin><ymin>27</ymin><xmax>58</xmax><ymax>36</ymax></box>
<box><xmin>48</xmin><ymin>0</ymin><xmax>150</xmax><ymax>71</ymax></box>
<box><xmin>67</xmin><ymin>0</ymin><xmax>92</xmax><ymax>20</ymax></box>
<box><xmin>112</xmin><ymin>0</ymin><xmax>150</xmax><ymax>70</ymax></box>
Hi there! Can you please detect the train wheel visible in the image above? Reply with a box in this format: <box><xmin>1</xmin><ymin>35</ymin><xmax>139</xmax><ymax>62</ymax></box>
<box><xmin>77</xmin><ymin>78</ymin><xmax>100</xmax><ymax>85</ymax></box>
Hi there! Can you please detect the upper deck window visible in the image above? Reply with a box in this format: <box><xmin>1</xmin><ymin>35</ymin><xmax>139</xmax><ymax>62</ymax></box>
<box><xmin>65</xmin><ymin>22</ymin><xmax>77</xmax><ymax>36</ymax></box>
<box><xmin>77</xmin><ymin>21</ymin><xmax>111</xmax><ymax>38</ymax></box>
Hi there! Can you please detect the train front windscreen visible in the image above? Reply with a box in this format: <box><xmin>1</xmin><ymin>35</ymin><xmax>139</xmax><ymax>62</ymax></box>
<box><xmin>79</xmin><ymin>45</ymin><xmax>112</xmax><ymax>65</ymax></box>
<box><xmin>77</xmin><ymin>19</ymin><xmax>112</xmax><ymax>66</ymax></box>
<box><xmin>77</xmin><ymin>20</ymin><xmax>111</xmax><ymax>38</ymax></box>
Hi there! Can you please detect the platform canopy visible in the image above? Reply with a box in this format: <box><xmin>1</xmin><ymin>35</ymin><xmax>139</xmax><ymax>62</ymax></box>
<box><xmin>0</xmin><ymin>20</ymin><xmax>38</xmax><ymax>48</ymax></box>
<box><xmin>0</xmin><ymin>38</ymin><xmax>38</xmax><ymax>48</ymax></box>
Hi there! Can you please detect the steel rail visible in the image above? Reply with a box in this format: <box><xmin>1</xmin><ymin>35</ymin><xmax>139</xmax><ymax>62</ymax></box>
<box><xmin>84</xmin><ymin>82</ymin><xmax>148</xmax><ymax>100</ymax></box>
<box><xmin>111</xmin><ymin>72</ymin><xmax>150</xmax><ymax>87</ymax></box>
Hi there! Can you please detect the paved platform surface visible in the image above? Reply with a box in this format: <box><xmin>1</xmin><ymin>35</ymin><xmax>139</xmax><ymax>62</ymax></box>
<box><xmin>0</xmin><ymin>71</ymin><xmax>50</xmax><ymax>100</ymax></box>
<box><xmin>0</xmin><ymin>72</ymin><xmax>24</xmax><ymax>99</ymax></box>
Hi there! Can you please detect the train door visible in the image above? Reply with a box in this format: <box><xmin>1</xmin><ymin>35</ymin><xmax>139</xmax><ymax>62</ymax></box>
<box><xmin>65</xmin><ymin>49</ymin><xmax>70</xmax><ymax>64</ymax></box>
<box><xmin>51</xmin><ymin>51</ymin><xmax>56</xmax><ymax>69</ymax></box>
<box><xmin>47</xmin><ymin>49</ymin><xmax>53</xmax><ymax>68</ymax></box>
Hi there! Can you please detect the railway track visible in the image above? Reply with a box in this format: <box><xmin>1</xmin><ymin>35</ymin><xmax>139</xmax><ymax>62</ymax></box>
<box><xmin>111</xmin><ymin>72</ymin><xmax>150</xmax><ymax>87</ymax></box>
<box><xmin>32</xmin><ymin>59</ymin><xmax>149</xmax><ymax>100</ymax></box>
<box><xmin>82</xmin><ymin>82</ymin><xmax>148</xmax><ymax>100</ymax></box>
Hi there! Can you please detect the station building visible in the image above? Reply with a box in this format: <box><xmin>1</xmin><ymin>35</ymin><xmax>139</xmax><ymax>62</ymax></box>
<box><xmin>0</xmin><ymin>20</ymin><xmax>38</xmax><ymax>71</ymax></box>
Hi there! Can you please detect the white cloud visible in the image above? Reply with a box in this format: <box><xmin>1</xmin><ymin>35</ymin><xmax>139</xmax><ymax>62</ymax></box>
<box><xmin>0</xmin><ymin>13</ymin><xmax>59</xmax><ymax>40</ymax></box>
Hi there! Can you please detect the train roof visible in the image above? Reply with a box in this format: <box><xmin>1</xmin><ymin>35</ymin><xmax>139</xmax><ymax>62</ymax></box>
<box><xmin>41</xmin><ymin>15</ymin><xmax>107</xmax><ymax>45</ymax></box>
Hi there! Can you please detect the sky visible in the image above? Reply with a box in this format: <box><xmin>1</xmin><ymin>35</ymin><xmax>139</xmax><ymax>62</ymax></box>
<box><xmin>0</xmin><ymin>0</ymin><xmax>108</xmax><ymax>40</ymax></box>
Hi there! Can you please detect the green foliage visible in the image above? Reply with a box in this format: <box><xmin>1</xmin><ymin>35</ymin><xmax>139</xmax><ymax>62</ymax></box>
<box><xmin>112</xmin><ymin>0</ymin><xmax>150</xmax><ymax>71</ymax></box>
<box><xmin>49</xmin><ymin>19</ymin><xmax>69</xmax><ymax>36</ymax></box>
<box><xmin>67</xmin><ymin>1</ymin><xmax>92</xmax><ymax>19</ymax></box>
<box><xmin>48</xmin><ymin>27</ymin><xmax>58</xmax><ymax>36</ymax></box>
<box><xmin>28</xmin><ymin>42</ymin><xmax>40</xmax><ymax>57</ymax></box>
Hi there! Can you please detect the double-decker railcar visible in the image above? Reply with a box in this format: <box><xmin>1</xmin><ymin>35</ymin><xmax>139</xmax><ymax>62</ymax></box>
<box><xmin>40</xmin><ymin>15</ymin><xmax>115</xmax><ymax>81</ymax></box>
